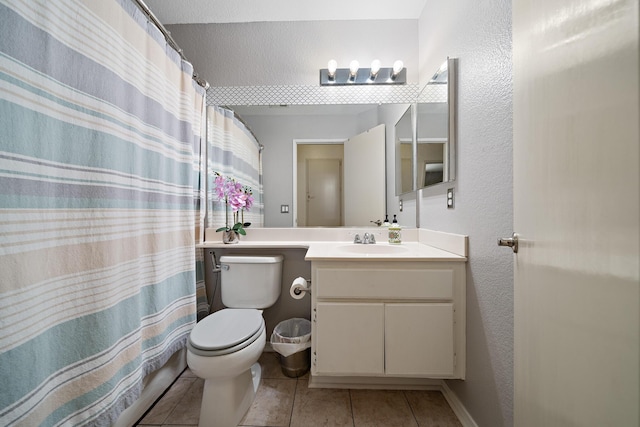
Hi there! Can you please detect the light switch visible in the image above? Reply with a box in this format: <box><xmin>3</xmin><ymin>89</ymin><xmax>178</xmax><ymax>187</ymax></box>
<box><xmin>280</xmin><ymin>205</ymin><xmax>289</xmax><ymax>213</ymax></box>
<box><xmin>447</xmin><ymin>188</ymin><xmax>454</xmax><ymax>209</ymax></box>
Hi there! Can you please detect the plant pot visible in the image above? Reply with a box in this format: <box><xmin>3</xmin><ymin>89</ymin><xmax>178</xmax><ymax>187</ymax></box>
<box><xmin>222</xmin><ymin>230</ymin><xmax>239</xmax><ymax>244</ymax></box>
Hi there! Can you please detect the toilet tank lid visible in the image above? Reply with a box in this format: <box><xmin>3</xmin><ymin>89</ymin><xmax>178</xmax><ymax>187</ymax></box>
<box><xmin>219</xmin><ymin>255</ymin><xmax>283</xmax><ymax>264</ymax></box>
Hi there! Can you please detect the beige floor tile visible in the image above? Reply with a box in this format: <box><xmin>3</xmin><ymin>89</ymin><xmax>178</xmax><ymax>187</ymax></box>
<box><xmin>239</xmin><ymin>379</ymin><xmax>297</xmax><ymax>426</ymax></box>
<box><xmin>290</xmin><ymin>385</ymin><xmax>353</xmax><ymax>427</ymax></box>
<box><xmin>164</xmin><ymin>378</ymin><xmax>204</xmax><ymax>425</ymax></box>
<box><xmin>404</xmin><ymin>390</ymin><xmax>462</xmax><ymax>427</ymax></box>
<box><xmin>137</xmin><ymin>353</ymin><xmax>462</xmax><ymax>427</ymax></box>
<box><xmin>138</xmin><ymin>378</ymin><xmax>197</xmax><ymax>425</ymax></box>
<box><xmin>180</xmin><ymin>367</ymin><xmax>197</xmax><ymax>378</ymax></box>
<box><xmin>351</xmin><ymin>389</ymin><xmax>418</xmax><ymax>427</ymax></box>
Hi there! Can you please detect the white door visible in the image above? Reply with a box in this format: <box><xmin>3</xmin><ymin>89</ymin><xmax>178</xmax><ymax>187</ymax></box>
<box><xmin>344</xmin><ymin>124</ymin><xmax>386</xmax><ymax>226</ymax></box>
<box><xmin>306</xmin><ymin>158</ymin><xmax>342</xmax><ymax>226</ymax></box>
<box><xmin>513</xmin><ymin>1</ymin><xmax>639</xmax><ymax>426</ymax></box>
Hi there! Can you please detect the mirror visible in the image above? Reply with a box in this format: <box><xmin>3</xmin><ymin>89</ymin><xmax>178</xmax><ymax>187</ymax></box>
<box><xmin>395</xmin><ymin>58</ymin><xmax>457</xmax><ymax>194</ymax></box>
<box><xmin>416</xmin><ymin>58</ymin><xmax>457</xmax><ymax>189</ymax></box>
<box><xmin>416</xmin><ymin>101</ymin><xmax>447</xmax><ymax>188</ymax></box>
<box><xmin>229</xmin><ymin>104</ymin><xmax>397</xmax><ymax>227</ymax></box>
<box><xmin>395</xmin><ymin>105</ymin><xmax>414</xmax><ymax>195</ymax></box>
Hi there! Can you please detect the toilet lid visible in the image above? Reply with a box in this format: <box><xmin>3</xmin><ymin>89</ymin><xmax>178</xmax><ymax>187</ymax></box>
<box><xmin>189</xmin><ymin>309</ymin><xmax>263</xmax><ymax>352</ymax></box>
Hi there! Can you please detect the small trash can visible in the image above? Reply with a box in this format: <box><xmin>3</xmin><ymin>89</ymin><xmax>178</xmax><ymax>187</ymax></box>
<box><xmin>270</xmin><ymin>318</ymin><xmax>312</xmax><ymax>378</ymax></box>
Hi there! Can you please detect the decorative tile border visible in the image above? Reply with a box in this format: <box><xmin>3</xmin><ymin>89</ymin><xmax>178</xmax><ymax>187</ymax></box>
<box><xmin>206</xmin><ymin>84</ymin><xmax>422</xmax><ymax>106</ymax></box>
<box><xmin>418</xmin><ymin>83</ymin><xmax>448</xmax><ymax>103</ymax></box>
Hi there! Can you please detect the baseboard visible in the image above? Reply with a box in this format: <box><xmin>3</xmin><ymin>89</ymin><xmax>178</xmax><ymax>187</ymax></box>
<box><xmin>308</xmin><ymin>375</ymin><xmax>442</xmax><ymax>390</ymax></box>
<box><xmin>441</xmin><ymin>381</ymin><xmax>479</xmax><ymax>427</ymax></box>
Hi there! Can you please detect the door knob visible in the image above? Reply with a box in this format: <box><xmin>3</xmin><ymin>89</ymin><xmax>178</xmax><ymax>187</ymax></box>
<box><xmin>498</xmin><ymin>232</ymin><xmax>519</xmax><ymax>253</ymax></box>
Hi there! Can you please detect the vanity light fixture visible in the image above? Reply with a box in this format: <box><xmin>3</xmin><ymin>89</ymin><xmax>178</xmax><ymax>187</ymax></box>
<box><xmin>319</xmin><ymin>59</ymin><xmax>406</xmax><ymax>86</ymax></box>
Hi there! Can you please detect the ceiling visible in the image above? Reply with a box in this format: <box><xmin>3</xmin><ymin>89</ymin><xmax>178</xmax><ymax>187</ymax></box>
<box><xmin>144</xmin><ymin>0</ymin><xmax>429</xmax><ymax>25</ymax></box>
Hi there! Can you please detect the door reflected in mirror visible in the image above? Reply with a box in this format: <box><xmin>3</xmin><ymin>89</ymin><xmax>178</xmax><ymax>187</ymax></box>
<box><xmin>297</xmin><ymin>144</ymin><xmax>344</xmax><ymax>226</ymax></box>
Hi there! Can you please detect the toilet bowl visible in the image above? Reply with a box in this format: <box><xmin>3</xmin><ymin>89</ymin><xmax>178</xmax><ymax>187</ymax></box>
<box><xmin>187</xmin><ymin>309</ymin><xmax>266</xmax><ymax>427</ymax></box>
<box><xmin>186</xmin><ymin>255</ymin><xmax>283</xmax><ymax>427</ymax></box>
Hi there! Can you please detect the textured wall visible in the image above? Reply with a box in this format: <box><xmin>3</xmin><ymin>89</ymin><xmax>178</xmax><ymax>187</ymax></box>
<box><xmin>417</xmin><ymin>0</ymin><xmax>514</xmax><ymax>426</ymax></box>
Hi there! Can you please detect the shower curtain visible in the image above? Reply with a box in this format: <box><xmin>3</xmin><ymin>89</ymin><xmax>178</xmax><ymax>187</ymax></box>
<box><xmin>0</xmin><ymin>0</ymin><xmax>205</xmax><ymax>425</ymax></box>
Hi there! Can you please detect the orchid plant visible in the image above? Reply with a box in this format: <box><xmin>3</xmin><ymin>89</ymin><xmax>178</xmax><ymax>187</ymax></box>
<box><xmin>213</xmin><ymin>172</ymin><xmax>254</xmax><ymax>236</ymax></box>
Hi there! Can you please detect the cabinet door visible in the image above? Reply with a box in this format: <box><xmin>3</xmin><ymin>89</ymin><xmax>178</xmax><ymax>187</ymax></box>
<box><xmin>385</xmin><ymin>303</ymin><xmax>455</xmax><ymax>377</ymax></box>
<box><xmin>315</xmin><ymin>302</ymin><xmax>384</xmax><ymax>375</ymax></box>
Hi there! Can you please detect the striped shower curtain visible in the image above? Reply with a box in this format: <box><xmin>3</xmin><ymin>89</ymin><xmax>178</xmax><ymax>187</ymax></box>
<box><xmin>0</xmin><ymin>0</ymin><xmax>205</xmax><ymax>425</ymax></box>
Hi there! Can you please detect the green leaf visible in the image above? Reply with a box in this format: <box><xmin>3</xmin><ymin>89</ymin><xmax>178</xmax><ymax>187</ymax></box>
<box><xmin>215</xmin><ymin>226</ymin><xmax>228</xmax><ymax>232</ymax></box>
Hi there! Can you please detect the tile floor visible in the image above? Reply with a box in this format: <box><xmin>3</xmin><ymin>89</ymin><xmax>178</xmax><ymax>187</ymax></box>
<box><xmin>136</xmin><ymin>352</ymin><xmax>463</xmax><ymax>427</ymax></box>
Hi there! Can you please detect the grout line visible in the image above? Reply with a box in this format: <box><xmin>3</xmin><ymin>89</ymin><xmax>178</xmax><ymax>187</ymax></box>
<box><xmin>288</xmin><ymin>378</ymin><xmax>301</xmax><ymax>427</ymax></box>
<box><xmin>403</xmin><ymin>390</ymin><xmax>420</xmax><ymax>426</ymax></box>
<box><xmin>348</xmin><ymin>389</ymin><xmax>355</xmax><ymax>427</ymax></box>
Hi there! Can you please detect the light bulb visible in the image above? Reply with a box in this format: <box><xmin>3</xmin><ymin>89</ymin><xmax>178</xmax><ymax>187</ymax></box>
<box><xmin>370</xmin><ymin>59</ymin><xmax>381</xmax><ymax>79</ymax></box>
<box><xmin>327</xmin><ymin>59</ymin><xmax>337</xmax><ymax>78</ymax></box>
<box><xmin>392</xmin><ymin>60</ymin><xmax>404</xmax><ymax>75</ymax></box>
<box><xmin>349</xmin><ymin>60</ymin><xmax>359</xmax><ymax>79</ymax></box>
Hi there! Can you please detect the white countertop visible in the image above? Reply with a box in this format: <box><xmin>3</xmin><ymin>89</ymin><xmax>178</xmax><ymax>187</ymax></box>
<box><xmin>304</xmin><ymin>241</ymin><xmax>465</xmax><ymax>261</ymax></box>
<box><xmin>196</xmin><ymin>228</ymin><xmax>468</xmax><ymax>262</ymax></box>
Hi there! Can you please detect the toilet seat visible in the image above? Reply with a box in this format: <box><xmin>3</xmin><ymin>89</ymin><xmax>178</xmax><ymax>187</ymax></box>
<box><xmin>188</xmin><ymin>309</ymin><xmax>264</xmax><ymax>357</ymax></box>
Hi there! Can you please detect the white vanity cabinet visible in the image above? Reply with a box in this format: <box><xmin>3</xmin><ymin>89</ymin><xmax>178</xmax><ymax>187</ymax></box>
<box><xmin>311</xmin><ymin>260</ymin><xmax>465</xmax><ymax>380</ymax></box>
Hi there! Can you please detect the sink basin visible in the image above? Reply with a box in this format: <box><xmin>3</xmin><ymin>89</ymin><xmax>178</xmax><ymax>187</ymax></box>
<box><xmin>337</xmin><ymin>244</ymin><xmax>409</xmax><ymax>255</ymax></box>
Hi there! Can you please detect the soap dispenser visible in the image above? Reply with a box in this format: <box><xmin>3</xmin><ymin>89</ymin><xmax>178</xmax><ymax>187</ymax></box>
<box><xmin>388</xmin><ymin>215</ymin><xmax>402</xmax><ymax>244</ymax></box>
<box><xmin>382</xmin><ymin>214</ymin><xmax>390</xmax><ymax>227</ymax></box>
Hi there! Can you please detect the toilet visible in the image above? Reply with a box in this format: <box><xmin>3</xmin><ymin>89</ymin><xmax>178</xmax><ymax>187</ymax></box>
<box><xmin>186</xmin><ymin>255</ymin><xmax>283</xmax><ymax>427</ymax></box>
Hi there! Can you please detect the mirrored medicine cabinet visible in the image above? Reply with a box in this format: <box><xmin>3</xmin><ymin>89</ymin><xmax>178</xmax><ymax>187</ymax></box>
<box><xmin>395</xmin><ymin>57</ymin><xmax>457</xmax><ymax>195</ymax></box>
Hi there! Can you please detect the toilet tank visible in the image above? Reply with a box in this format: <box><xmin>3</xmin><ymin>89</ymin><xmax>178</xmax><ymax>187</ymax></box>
<box><xmin>219</xmin><ymin>255</ymin><xmax>283</xmax><ymax>309</ymax></box>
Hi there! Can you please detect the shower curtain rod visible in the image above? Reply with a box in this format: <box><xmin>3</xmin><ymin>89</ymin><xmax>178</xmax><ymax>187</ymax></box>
<box><xmin>133</xmin><ymin>0</ymin><xmax>209</xmax><ymax>89</ymax></box>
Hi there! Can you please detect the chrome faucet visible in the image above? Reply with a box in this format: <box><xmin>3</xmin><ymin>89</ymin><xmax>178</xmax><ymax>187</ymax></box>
<box><xmin>354</xmin><ymin>232</ymin><xmax>376</xmax><ymax>244</ymax></box>
<box><xmin>361</xmin><ymin>233</ymin><xmax>376</xmax><ymax>244</ymax></box>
